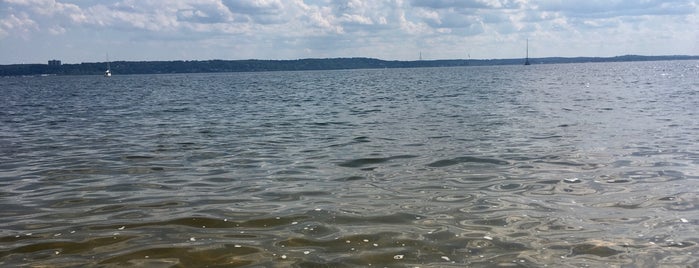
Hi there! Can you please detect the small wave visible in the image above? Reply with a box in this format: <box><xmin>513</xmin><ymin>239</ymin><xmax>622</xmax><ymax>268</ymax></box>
<box><xmin>349</xmin><ymin>109</ymin><xmax>382</xmax><ymax>115</ymax></box>
<box><xmin>531</xmin><ymin>135</ymin><xmax>563</xmax><ymax>140</ymax></box>
<box><xmin>1</xmin><ymin>235</ymin><xmax>135</xmax><ymax>259</ymax></box>
<box><xmin>570</xmin><ymin>243</ymin><xmax>623</xmax><ymax>257</ymax></box>
<box><xmin>90</xmin><ymin>215</ymin><xmax>310</xmax><ymax>230</ymax></box>
<box><xmin>337</xmin><ymin>155</ymin><xmax>417</xmax><ymax>168</ymax></box>
<box><xmin>333</xmin><ymin>176</ymin><xmax>366</xmax><ymax>181</ymax></box>
<box><xmin>160</xmin><ymin>107</ymin><xmax>191</xmax><ymax>113</ymax></box>
<box><xmin>427</xmin><ymin>156</ymin><xmax>509</xmax><ymax>167</ymax></box>
<box><xmin>308</xmin><ymin>121</ymin><xmax>351</xmax><ymax>126</ymax></box>
<box><xmin>122</xmin><ymin>155</ymin><xmax>156</xmax><ymax>160</ymax></box>
<box><xmin>99</xmin><ymin>244</ymin><xmax>259</xmax><ymax>267</ymax></box>
<box><xmin>432</xmin><ymin>194</ymin><xmax>475</xmax><ymax>202</ymax></box>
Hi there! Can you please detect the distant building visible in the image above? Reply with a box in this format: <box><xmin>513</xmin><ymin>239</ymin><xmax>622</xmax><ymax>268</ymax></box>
<box><xmin>48</xmin><ymin>59</ymin><xmax>61</xmax><ymax>66</ymax></box>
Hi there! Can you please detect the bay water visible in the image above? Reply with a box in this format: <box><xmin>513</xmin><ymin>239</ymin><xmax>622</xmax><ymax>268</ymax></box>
<box><xmin>1</xmin><ymin>61</ymin><xmax>698</xmax><ymax>267</ymax></box>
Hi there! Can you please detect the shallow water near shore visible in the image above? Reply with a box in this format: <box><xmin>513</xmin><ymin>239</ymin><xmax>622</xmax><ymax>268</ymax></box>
<box><xmin>1</xmin><ymin>61</ymin><xmax>699</xmax><ymax>267</ymax></box>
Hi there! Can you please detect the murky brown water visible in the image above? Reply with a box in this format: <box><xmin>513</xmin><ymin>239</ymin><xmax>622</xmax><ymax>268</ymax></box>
<box><xmin>2</xmin><ymin>61</ymin><xmax>699</xmax><ymax>267</ymax></box>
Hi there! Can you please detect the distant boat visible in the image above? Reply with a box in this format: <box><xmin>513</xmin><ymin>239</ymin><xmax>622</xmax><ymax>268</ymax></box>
<box><xmin>524</xmin><ymin>39</ymin><xmax>531</xmax><ymax>66</ymax></box>
<box><xmin>105</xmin><ymin>53</ymin><xmax>112</xmax><ymax>77</ymax></box>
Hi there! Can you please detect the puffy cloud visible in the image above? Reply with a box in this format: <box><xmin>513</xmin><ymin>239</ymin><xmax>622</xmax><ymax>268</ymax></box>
<box><xmin>0</xmin><ymin>12</ymin><xmax>38</xmax><ymax>38</ymax></box>
<box><xmin>412</xmin><ymin>0</ymin><xmax>493</xmax><ymax>9</ymax></box>
<box><xmin>177</xmin><ymin>2</ymin><xmax>236</xmax><ymax>24</ymax></box>
<box><xmin>222</xmin><ymin>0</ymin><xmax>283</xmax><ymax>14</ymax></box>
<box><xmin>0</xmin><ymin>0</ymin><xmax>697</xmax><ymax>63</ymax></box>
<box><xmin>534</xmin><ymin>0</ymin><xmax>698</xmax><ymax>18</ymax></box>
<box><xmin>0</xmin><ymin>0</ymin><xmax>85</xmax><ymax>37</ymax></box>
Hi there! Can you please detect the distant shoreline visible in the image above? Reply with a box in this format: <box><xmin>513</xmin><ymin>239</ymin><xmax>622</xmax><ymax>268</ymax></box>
<box><xmin>2</xmin><ymin>55</ymin><xmax>698</xmax><ymax>76</ymax></box>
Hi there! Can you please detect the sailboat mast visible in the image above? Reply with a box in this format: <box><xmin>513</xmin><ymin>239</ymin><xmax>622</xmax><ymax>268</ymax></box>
<box><xmin>524</xmin><ymin>39</ymin><xmax>531</xmax><ymax>65</ymax></box>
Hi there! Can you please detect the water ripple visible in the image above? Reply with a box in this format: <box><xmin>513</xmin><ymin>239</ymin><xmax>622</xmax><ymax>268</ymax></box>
<box><xmin>430</xmin><ymin>157</ymin><xmax>509</xmax><ymax>168</ymax></box>
<box><xmin>2</xmin><ymin>62</ymin><xmax>699</xmax><ymax>266</ymax></box>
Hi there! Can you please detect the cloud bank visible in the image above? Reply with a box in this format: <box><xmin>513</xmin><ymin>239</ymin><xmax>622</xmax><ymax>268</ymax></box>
<box><xmin>1</xmin><ymin>0</ymin><xmax>697</xmax><ymax>63</ymax></box>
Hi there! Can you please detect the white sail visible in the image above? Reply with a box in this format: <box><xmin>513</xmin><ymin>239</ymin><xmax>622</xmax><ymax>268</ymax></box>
<box><xmin>105</xmin><ymin>53</ymin><xmax>112</xmax><ymax>77</ymax></box>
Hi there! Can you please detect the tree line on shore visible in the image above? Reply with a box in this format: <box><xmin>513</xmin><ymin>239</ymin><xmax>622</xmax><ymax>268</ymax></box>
<box><xmin>1</xmin><ymin>55</ymin><xmax>697</xmax><ymax>76</ymax></box>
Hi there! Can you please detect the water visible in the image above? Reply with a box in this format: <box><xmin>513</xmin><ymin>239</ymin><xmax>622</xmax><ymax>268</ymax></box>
<box><xmin>1</xmin><ymin>61</ymin><xmax>698</xmax><ymax>267</ymax></box>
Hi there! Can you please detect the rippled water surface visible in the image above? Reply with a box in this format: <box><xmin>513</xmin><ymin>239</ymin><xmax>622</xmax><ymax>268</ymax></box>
<box><xmin>2</xmin><ymin>61</ymin><xmax>699</xmax><ymax>267</ymax></box>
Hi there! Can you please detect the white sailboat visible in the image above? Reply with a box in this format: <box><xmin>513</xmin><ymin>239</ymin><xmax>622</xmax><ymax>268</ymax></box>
<box><xmin>105</xmin><ymin>53</ymin><xmax>112</xmax><ymax>77</ymax></box>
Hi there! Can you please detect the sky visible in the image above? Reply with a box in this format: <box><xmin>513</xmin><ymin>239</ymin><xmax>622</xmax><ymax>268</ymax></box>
<box><xmin>1</xmin><ymin>0</ymin><xmax>698</xmax><ymax>64</ymax></box>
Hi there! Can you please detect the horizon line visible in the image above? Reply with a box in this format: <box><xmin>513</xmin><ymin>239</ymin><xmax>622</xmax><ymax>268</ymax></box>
<box><xmin>3</xmin><ymin>54</ymin><xmax>699</xmax><ymax>66</ymax></box>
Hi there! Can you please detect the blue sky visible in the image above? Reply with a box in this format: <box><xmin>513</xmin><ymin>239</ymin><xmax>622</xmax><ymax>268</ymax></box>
<box><xmin>1</xmin><ymin>0</ymin><xmax>698</xmax><ymax>64</ymax></box>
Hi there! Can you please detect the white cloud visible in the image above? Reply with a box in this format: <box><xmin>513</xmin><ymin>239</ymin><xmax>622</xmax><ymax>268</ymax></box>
<box><xmin>0</xmin><ymin>12</ymin><xmax>38</xmax><ymax>38</ymax></box>
<box><xmin>0</xmin><ymin>0</ymin><xmax>697</xmax><ymax>63</ymax></box>
<box><xmin>535</xmin><ymin>0</ymin><xmax>698</xmax><ymax>18</ymax></box>
<box><xmin>341</xmin><ymin>13</ymin><xmax>373</xmax><ymax>25</ymax></box>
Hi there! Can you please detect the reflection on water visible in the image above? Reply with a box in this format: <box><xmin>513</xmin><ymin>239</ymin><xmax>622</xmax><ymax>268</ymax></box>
<box><xmin>1</xmin><ymin>61</ymin><xmax>699</xmax><ymax>267</ymax></box>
